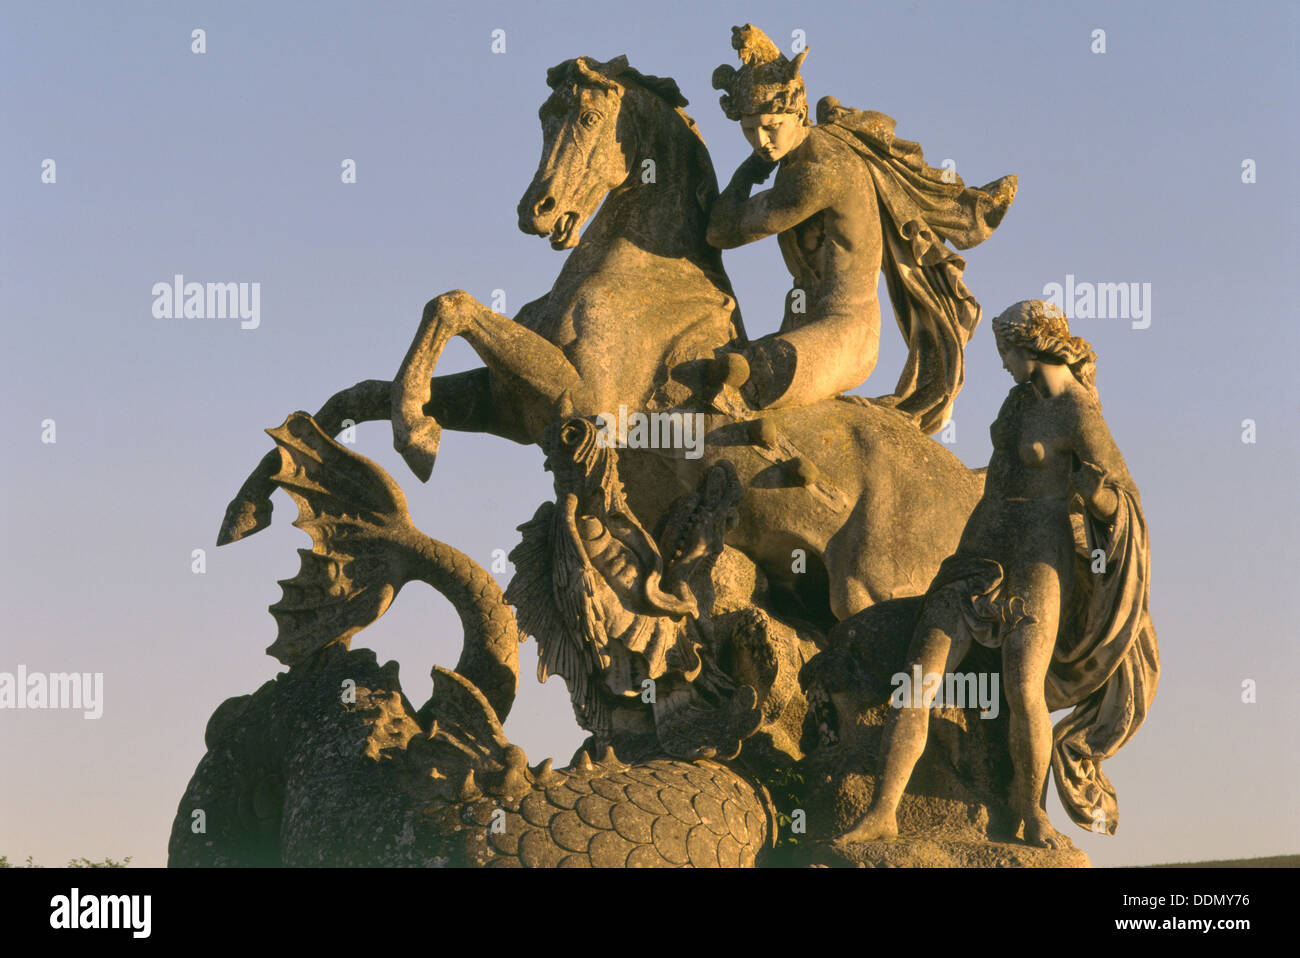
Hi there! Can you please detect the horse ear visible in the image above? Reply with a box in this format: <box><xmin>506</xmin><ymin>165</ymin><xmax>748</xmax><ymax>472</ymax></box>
<box><xmin>545</xmin><ymin>61</ymin><xmax>569</xmax><ymax>90</ymax></box>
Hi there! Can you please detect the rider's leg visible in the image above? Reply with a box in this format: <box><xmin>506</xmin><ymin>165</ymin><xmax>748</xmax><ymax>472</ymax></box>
<box><xmin>708</xmin><ymin>309</ymin><xmax>880</xmax><ymax>410</ymax></box>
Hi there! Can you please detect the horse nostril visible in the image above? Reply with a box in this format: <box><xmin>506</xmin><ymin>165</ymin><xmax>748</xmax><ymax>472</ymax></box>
<box><xmin>535</xmin><ymin>195</ymin><xmax>556</xmax><ymax>217</ymax></box>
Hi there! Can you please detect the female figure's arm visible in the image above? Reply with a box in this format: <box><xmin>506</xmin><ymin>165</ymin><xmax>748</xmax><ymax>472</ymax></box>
<box><xmin>1068</xmin><ymin>393</ymin><xmax>1132</xmax><ymax>522</ymax></box>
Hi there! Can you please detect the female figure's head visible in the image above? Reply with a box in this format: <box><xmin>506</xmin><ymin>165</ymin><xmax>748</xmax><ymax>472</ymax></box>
<box><xmin>992</xmin><ymin>300</ymin><xmax>1097</xmax><ymax>395</ymax></box>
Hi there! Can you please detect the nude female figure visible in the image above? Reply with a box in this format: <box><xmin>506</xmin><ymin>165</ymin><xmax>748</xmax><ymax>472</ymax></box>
<box><xmin>838</xmin><ymin>299</ymin><xmax>1159</xmax><ymax>848</ymax></box>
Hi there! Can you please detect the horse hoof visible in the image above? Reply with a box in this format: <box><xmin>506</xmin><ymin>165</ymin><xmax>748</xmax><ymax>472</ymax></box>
<box><xmin>396</xmin><ymin>442</ymin><xmax>437</xmax><ymax>483</ymax></box>
<box><xmin>394</xmin><ymin>419</ymin><xmax>441</xmax><ymax>482</ymax></box>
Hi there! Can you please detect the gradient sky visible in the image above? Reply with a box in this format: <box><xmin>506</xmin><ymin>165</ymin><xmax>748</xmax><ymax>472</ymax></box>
<box><xmin>2</xmin><ymin>0</ymin><xmax>1297</xmax><ymax>868</ymax></box>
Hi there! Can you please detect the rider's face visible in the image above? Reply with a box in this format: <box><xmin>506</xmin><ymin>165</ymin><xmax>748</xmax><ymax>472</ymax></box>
<box><xmin>741</xmin><ymin>111</ymin><xmax>806</xmax><ymax>162</ymax></box>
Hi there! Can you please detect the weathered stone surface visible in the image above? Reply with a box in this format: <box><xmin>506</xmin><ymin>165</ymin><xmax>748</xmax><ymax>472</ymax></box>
<box><xmin>799</xmin><ymin>835</ymin><xmax>1090</xmax><ymax>869</ymax></box>
<box><xmin>169</xmin><ymin>646</ymin><xmax>771</xmax><ymax>868</ymax></box>
<box><xmin>707</xmin><ymin>24</ymin><xmax>1014</xmax><ymax>430</ymax></box>
<box><xmin>182</xmin><ymin>28</ymin><xmax>1157</xmax><ymax>870</ymax></box>
<box><xmin>822</xmin><ymin>301</ymin><xmax>1156</xmax><ymax>854</ymax></box>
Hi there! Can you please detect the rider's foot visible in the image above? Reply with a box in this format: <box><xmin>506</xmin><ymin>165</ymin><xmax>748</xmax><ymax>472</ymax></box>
<box><xmin>705</xmin><ymin>352</ymin><xmax>751</xmax><ymax>390</ymax></box>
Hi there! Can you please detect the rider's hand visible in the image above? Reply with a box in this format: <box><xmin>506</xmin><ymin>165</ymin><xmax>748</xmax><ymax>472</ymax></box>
<box><xmin>740</xmin><ymin>152</ymin><xmax>778</xmax><ymax>186</ymax></box>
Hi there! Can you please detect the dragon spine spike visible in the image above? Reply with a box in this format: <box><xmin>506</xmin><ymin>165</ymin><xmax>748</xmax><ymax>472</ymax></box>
<box><xmin>458</xmin><ymin>768</ymin><xmax>481</xmax><ymax>801</ymax></box>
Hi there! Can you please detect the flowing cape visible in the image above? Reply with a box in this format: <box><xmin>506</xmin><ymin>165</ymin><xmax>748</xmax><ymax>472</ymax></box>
<box><xmin>1047</xmin><ymin>483</ymin><xmax>1160</xmax><ymax>835</ymax></box>
<box><xmin>816</xmin><ymin>97</ymin><xmax>1016</xmax><ymax>434</ymax></box>
<box><xmin>926</xmin><ymin>483</ymin><xmax>1159</xmax><ymax>834</ymax></box>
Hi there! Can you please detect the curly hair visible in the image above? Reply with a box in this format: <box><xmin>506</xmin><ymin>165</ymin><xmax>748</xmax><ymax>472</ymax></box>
<box><xmin>992</xmin><ymin>300</ymin><xmax>1098</xmax><ymax>396</ymax></box>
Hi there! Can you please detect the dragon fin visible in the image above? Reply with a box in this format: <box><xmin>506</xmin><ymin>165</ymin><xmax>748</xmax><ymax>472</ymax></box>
<box><xmin>264</xmin><ymin>411</ymin><xmax>423</xmax><ymax>666</ymax></box>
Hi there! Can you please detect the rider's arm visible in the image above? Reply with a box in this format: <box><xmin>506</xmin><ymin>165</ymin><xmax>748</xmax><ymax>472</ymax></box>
<box><xmin>707</xmin><ymin>155</ymin><xmax>831</xmax><ymax>249</ymax></box>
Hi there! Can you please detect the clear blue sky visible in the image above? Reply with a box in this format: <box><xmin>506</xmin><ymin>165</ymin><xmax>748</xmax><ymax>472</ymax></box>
<box><xmin>2</xmin><ymin>0</ymin><xmax>1297</xmax><ymax>867</ymax></box>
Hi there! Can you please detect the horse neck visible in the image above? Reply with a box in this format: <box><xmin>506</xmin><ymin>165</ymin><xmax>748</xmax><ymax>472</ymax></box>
<box><xmin>582</xmin><ymin>92</ymin><xmax>718</xmax><ymax>265</ymax></box>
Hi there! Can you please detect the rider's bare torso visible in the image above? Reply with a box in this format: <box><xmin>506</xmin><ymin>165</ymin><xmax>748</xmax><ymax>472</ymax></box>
<box><xmin>773</xmin><ymin>128</ymin><xmax>881</xmax><ymax>332</ymax></box>
<box><xmin>709</xmin><ymin>125</ymin><xmax>885</xmax><ymax>409</ymax></box>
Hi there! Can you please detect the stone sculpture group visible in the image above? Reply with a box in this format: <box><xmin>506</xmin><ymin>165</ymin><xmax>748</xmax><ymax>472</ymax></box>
<box><xmin>171</xmin><ymin>25</ymin><xmax>1158</xmax><ymax>868</ymax></box>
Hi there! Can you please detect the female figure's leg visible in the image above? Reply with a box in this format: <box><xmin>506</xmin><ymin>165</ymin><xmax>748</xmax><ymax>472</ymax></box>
<box><xmin>1002</xmin><ymin>558</ymin><xmax>1071</xmax><ymax>849</ymax></box>
<box><xmin>838</xmin><ymin>590</ymin><xmax>972</xmax><ymax>842</ymax></box>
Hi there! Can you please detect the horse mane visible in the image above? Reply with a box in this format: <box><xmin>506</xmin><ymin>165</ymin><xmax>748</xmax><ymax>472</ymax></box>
<box><xmin>545</xmin><ymin>54</ymin><xmax>688</xmax><ymax>108</ymax></box>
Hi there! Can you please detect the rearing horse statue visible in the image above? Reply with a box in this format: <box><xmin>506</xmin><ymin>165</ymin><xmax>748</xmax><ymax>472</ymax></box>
<box><xmin>217</xmin><ymin>55</ymin><xmax>983</xmax><ymax>624</ymax></box>
<box><xmin>391</xmin><ymin>55</ymin><xmax>743</xmax><ymax>467</ymax></box>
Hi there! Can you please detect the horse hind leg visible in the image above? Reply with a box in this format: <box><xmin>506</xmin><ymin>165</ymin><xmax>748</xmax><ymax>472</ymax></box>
<box><xmin>217</xmin><ymin>378</ymin><xmax>392</xmax><ymax>545</ymax></box>
<box><xmin>217</xmin><ymin>370</ymin><xmax>522</xmax><ymax>547</ymax></box>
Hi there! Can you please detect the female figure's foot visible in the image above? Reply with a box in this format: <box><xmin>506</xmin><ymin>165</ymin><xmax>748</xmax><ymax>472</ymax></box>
<box><xmin>1021</xmin><ymin>812</ymin><xmax>1071</xmax><ymax>850</ymax></box>
<box><xmin>835</xmin><ymin>808</ymin><xmax>899</xmax><ymax>844</ymax></box>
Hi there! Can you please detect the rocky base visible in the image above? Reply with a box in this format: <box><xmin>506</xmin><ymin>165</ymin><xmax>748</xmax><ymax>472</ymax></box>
<box><xmin>797</xmin><ymin>834</ymin><xmax>1090</xmax><ymax>868</ymax></box>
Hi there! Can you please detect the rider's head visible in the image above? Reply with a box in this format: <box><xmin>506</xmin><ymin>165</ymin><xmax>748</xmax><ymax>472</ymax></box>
<box><xmin>713</xmin><ymin>24</ymin><xmax>810</xmax><ymax>161</ymax></box>
<box><xmin>739</xmin><ymin>110</ymin><xmax>807</xmax><ymax>163</ymax></box>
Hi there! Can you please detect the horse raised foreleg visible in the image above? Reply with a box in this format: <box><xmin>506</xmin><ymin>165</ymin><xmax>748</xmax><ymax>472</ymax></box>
<box><xmin>392</xmin><ymin>290</ymin><xmax>591</xmax><ymax>480</ymax></box>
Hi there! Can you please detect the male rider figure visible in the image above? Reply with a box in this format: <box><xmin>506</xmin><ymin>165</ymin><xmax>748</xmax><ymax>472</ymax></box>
<box><xmin>706</xmin><ymin>25</ymin><xmax>1017</xmax><ymax>434</ymax></box>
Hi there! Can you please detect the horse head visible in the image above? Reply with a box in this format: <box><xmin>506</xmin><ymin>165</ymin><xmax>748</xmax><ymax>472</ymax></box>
<box><xmin>517</xmin><ymin>55</ymin><xmax>711</xmax><ymax>253</ymax></box>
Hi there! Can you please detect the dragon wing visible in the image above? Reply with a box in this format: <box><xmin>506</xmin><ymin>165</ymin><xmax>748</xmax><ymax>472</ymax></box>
<box><xmin>506</xmin><ymin>495</ymin><xmax>611</xmax><ymax>733</ymax></box>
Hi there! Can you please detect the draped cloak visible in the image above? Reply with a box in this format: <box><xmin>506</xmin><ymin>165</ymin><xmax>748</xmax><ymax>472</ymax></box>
<box><xmin>816</xmin><ymin>97</ymin><xmax>1017</xmax><ymax>435</ymax></box>
<box><xmin>925</xmin><ymin>479</ymin><xmax>1160</xmax><ymax>835</ymax></box>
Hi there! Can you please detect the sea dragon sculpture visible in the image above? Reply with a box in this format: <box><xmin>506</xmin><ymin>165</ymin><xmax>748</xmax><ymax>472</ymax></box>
<box><xmin>169</xmin><ymin>412</ymin><xmax>799</xmax><ymax>867</ymax></box>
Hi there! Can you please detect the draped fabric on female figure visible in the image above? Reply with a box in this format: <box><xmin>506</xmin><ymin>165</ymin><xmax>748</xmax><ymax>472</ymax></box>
<box><xmin>818</xmin><ymin>97</ymin><xmax>1017</xmax><ymax>434</ymax></box>
<box><xmin>924</xmin><ymin>478</ymin><xmax>1159</xmax><ymax>835</ymax></box>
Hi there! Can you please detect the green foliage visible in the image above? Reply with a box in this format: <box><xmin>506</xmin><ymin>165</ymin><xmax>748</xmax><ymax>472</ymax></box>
<box><xmin>764</xmin><ymin>764</ymin><xmax>806</xmax><ymax>851</ymax></box>
<box><xmin>67</xmin><ymin>856</ymin><xmax>132</xmax><ymax>868</ymax></box>
<box><xmin>1</xmin><ymin>855</ymin><xmax>131</xmax><ymax>868</ymax></box>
